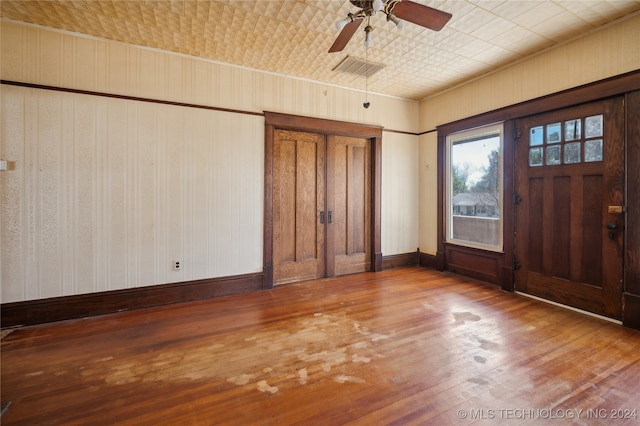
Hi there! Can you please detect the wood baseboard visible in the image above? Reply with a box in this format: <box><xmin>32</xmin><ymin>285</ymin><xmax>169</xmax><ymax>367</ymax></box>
<box><xmin>2</xmin><ymin>255</ymin><xmax>444</xmax><ymax>329</ymax></box>
<box><xmin>381</xmin><ymin>251</ymin><xmax>440</xmax><ymax>270</ymax></box>
<box><xmin>623</xmin><ymin>292</ymin><xmax>640</xmax><ymax>331</ymax></box>
<box><xmin>382</xmin><ymin>251</ymin><xmax>419</xmax><ymax>269</ymax></box>
<box><xmin>1</xmin><ymin>273</ymin><xmax>263</xmax><ymax>328</ymax></box>
<box><xmin>418</xmin><ymin>252</ymin><xmax>438</xmax><ymax>269</ymax></box>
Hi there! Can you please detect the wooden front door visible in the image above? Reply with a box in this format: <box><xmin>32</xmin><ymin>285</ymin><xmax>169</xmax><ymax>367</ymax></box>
<box><xmin>514</xmin><ymin>97</ymin><xmax>624</xmax><ymax>319</ymax></box>
<box><xmin>273</xmin><ymin>130</ymin><xmax>371</xmax><ymax>285</ymax></box>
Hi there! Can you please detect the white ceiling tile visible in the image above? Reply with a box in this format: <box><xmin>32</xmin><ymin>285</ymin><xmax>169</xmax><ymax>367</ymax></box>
<box><xmin>530</xmin><ymin>11</ymin><xmax>589</xmax><ymax>41</ymax></box>
<box><xmin>490</xmin><ymin>25</ymin><xmax>549</xmax><ymax>51</ymax></box>
<box><xmin>510</xmin><ymin>2</ymin><xmax>567</xmax><ymax>29</ymax></box>
<box><xmin>448</xmin><ymin>7</ymin><xmax>500</xmax><ymax>34</ymax></box>
<box><xmin>489</xmin><ymin>0</ymin><xmax>540</xmax><ymax>20</ymax></box>
<box><xmin>474</xmin><ymin>43</ymin><xmax>520</xmax><ymax>65</ymax></box>
<box><xmin>470</xmin><ymin>15</ymin><xmax>517</xmax><ymax>40</ymax></box>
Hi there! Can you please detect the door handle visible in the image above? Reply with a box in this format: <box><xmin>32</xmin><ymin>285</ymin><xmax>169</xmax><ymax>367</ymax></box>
<box><xmin>320</xmin><ymin>211</ymin><xmax>333</xmax><ymax>224</ymax></box>
<box><xmin>606</xmin><ymin>223</ymin><xmax>617</xmax><ymax>230</ymax></box>
<box><xmin>606</xmin><ymin>222</ymin><xmax>618</xmax><ymax>240</ymax></box>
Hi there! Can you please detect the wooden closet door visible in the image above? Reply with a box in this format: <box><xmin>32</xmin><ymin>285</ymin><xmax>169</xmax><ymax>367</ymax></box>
<box><xmin>327</xmin><ymin>135</ymin><xmax>371</xmax><ymax>277</ymax></box>
<box><xmin>273</xmin><ymin>130</ymin><xmax>326</xmax><ymax>285</ymax></box>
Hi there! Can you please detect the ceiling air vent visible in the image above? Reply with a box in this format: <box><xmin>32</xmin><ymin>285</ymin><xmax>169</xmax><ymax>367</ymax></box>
<box><xmin>332</xmin><ymin>56</ymin><xmax>385</xmax><ymax>78</ymax></box>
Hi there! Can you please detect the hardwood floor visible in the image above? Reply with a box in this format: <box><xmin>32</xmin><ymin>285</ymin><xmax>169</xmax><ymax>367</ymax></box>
<box><xmin>2</xmin><ymin>267</ymin><xmax>640</xmax><ymax>425</ymax></box>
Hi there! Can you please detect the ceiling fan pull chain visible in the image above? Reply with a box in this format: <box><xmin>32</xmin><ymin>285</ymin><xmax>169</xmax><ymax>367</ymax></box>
<box><xmin>364</xmin><ymin>18</ymin><xmax>371</xmax><ymax>109</ymax></box>
<box><xmin>364</xmin><ymin>53</ymin><xmax>369</xmax><ymax>108</ymax></box>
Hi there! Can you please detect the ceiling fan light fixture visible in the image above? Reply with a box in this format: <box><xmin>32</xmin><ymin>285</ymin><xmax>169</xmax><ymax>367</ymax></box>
<box><xmin>335</xmin><ymin>17</ymin><xmax>351</xmax><ymax>31</ymax></box>
<box><xmin>372</xmin><ymin>0</ymin><xmax>384</xmax><ymax>12</ymax></box>
<box><xmin>388</xmin><ymin>14</ymin><xmax>405</xmax><ymax>30</ymax></box>
<box><xmin>364</xmin><ymin>25</ymin><xmax>373</xmax><ymax>49</ymax></box>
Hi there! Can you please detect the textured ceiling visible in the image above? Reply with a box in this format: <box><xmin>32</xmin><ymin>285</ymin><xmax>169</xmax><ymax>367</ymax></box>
<box><xmin>2</xmin><ymin>0</ymin><xmax>640</xmax><ymax>100</ymax></box>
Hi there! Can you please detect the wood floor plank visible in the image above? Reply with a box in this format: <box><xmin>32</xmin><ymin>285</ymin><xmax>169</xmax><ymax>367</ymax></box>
<box><xmin>2</xmin><ymin>267</ymin><xmax>640</xmax><ymax>425</ymax></box>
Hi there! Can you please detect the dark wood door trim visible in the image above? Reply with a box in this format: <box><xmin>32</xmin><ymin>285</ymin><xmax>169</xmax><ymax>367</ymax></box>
<box><xmin>624</xmin><ymin>90</ymin><xmax>640</xmax><ymax>329</ymax></box>
<box><xmin>263</xmin><ymin>112</ymin><xmax>383</xmax><ymax>289</ymax></box>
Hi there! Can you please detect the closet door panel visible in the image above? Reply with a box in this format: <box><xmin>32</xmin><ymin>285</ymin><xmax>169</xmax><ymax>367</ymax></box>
<box><xmin>328</xmin><ymin>135</ymin><xmax>371</xmax><ymax>276</ymax></box>
<box><xmin>273</xmin><ymin>130</ymin><xmax>326</xmax><ymax>284</ymax></box>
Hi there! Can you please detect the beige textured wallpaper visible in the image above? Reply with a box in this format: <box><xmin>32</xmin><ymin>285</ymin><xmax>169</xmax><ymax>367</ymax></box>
<box><xmin>1</xmin><ymin>21</ymin><xmax>420</xmax><ymax>303</ymax></box>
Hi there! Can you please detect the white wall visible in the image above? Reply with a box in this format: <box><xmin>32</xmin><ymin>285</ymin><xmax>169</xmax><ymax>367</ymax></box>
<box><xmin>382</xmin><ymin>131</ymin><xmax>420</xmax><ymax>256</ymax></box>
<box><xmin>1</xmin><ymin>21</ymin><xmax>420</xmax><ymax>303</ymax></box>
<box><xmin>418</xmin><ymin>132</ymin><xmax>438</xmax><ymax>255</ymax></box>
<box><xmin>2</xmin><ymin>86</ymin><xmax>264</xmax><ymax>301</ymax></box>
<box><xmin>418</xmin><ymin>14</ymin><xmax>640</xmax><ymax>255</ymax></box>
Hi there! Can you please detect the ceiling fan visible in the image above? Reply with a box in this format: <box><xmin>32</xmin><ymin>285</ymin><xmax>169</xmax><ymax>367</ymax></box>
<box><xmin>329</xmin><ymin>0</ymin><xmax>452</xmax><ymax>53</ymax></box>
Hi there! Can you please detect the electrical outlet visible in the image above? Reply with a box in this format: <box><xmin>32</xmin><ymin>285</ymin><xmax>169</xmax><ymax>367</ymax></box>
<box><xmin>173</xmin><ymin>260</ymin><xmax>182</xmax><ymax>271</ymax></box>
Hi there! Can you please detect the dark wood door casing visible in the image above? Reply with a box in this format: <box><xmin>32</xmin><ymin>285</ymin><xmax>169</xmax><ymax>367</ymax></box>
<box><xmin>625</xmin><ymin>89</ymin><xmax>640</xmax><ymax>329</ymax></box>
<box><xmin>264</xmin><ymin>112</ymin><xmax>383</xmax><ymax>289</ymax></box>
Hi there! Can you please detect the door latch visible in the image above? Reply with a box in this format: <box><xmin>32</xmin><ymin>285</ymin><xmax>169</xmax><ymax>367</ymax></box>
<box><xmin>514</xmin><ymin>194</ymin><xmax>522</xmax><ymax>205</ymax></box>
<box><xmin>320</xmin><ymin>211</ymin><xmax>333</xmax><ymax>224</ymax></box>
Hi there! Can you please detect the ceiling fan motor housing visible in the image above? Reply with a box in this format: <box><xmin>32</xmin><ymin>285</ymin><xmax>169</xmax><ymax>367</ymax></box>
<box><xmin>349</xmin><ymin>0</ymin><xmax>390</xmax><ymax>16</ymax></box>
<box><xmin>350</xmin><ymin>0</ymin><xmax>375</xmax><ymax>10</ymax></box>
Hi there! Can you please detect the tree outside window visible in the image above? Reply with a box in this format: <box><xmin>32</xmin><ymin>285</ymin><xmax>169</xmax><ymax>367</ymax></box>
<box><xmin>447</xmin><ymin>124</ymin><xmax>503</xmax><ymax>250</ymax></box>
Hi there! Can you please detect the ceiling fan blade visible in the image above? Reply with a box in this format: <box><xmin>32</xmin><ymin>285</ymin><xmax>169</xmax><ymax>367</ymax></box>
<box><xmin>328</xmin><ymin>18</ymin><xmax>363</xmax><ymax>53</ymax></box>
<box><xmin>392</xmin><ymin>0</ymin><xmax>452</xmax><ymax>31</ymax></box>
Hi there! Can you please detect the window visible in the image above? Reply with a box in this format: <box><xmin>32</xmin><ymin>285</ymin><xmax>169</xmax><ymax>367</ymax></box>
<box><xmin>528</xmin><ymin>114</ymin><xmax>603</xmax><ymax>167</ymax></box>
<box><xmin>446</xmin><ymin>123</ymin><xmax>504</xmax><ymax>251</ymax></box>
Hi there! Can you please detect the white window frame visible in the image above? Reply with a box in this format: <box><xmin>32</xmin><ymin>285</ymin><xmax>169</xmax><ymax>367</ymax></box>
<box><xmin>446</xmin><ymin>122</ymin><xmax>504</xmax><ymax>252</ymax></box>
